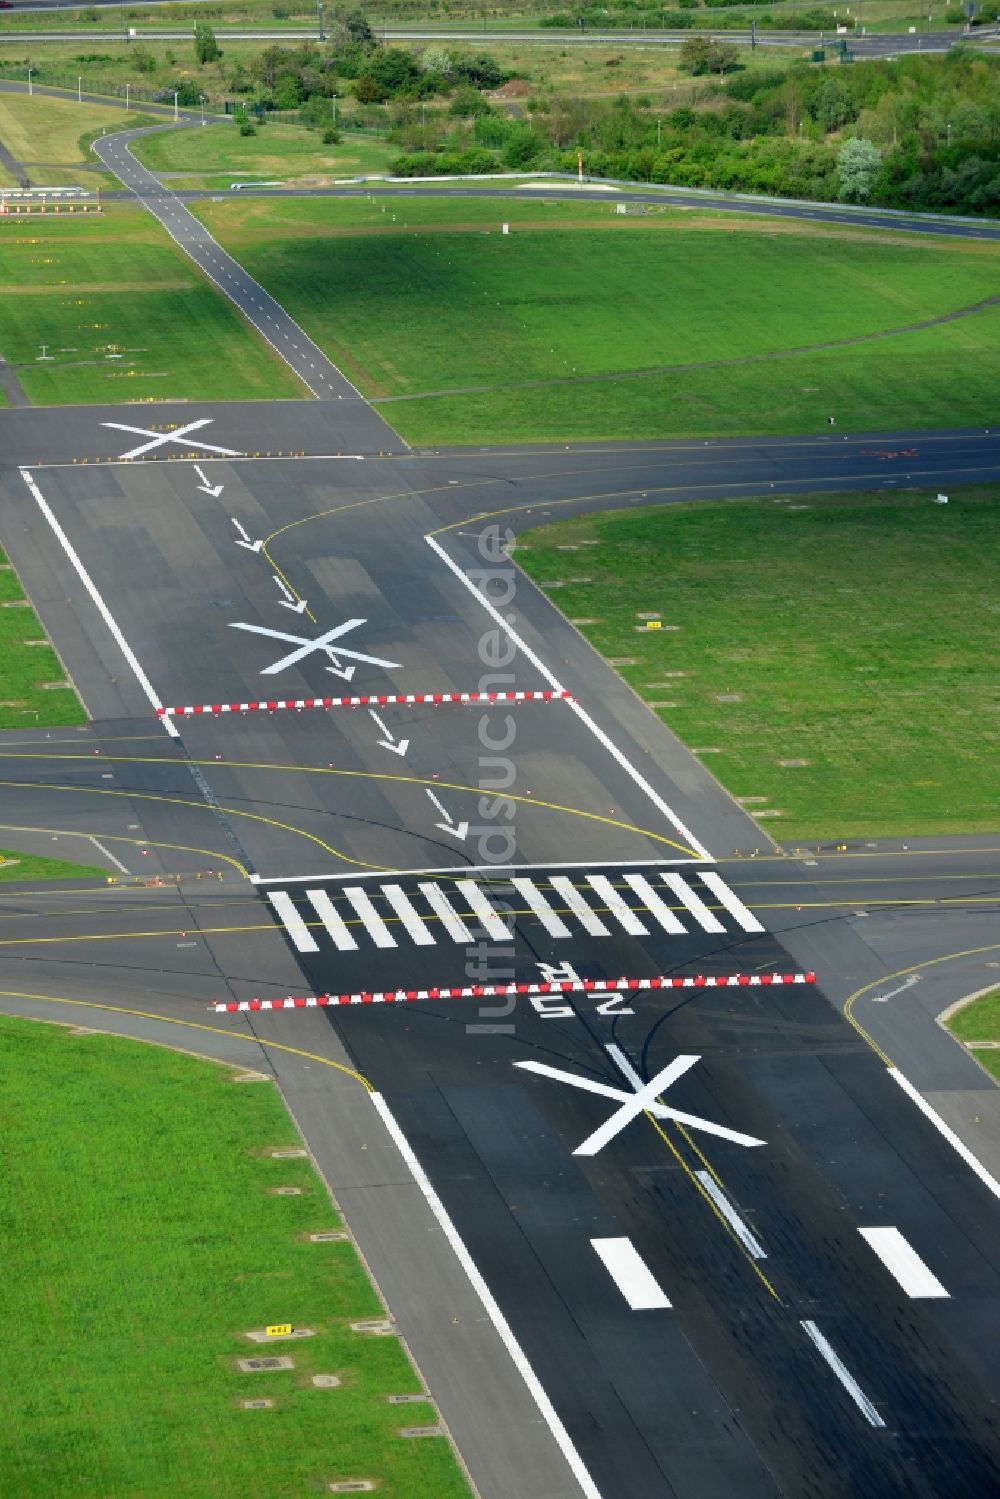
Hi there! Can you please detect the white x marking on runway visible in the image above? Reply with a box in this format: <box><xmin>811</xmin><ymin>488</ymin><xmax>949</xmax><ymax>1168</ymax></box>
<box><xmin>229</xmin><ymin>619</ymin><xmax>402</xmax><ymax>676</ymax></box>
<box><xmin>515</xmin><ymin>1043</ymin><xmax>765</xmax><ymax>1156</ymax></box>
<box><xmin>101</xmin><ymin>417</ymin><xmax>242</xmax><ymax>460</ymax></box>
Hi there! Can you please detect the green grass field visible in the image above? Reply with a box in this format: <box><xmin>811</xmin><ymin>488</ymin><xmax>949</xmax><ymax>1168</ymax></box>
<box><xmin>131</xmin><ymin>119</ymin><xmax>395</xmax><ymax>187</ymax></box>
<box><xmin>195</xmin><ymin>197</ymin><xmax>1000</xmax><ymax>444</ymax></box>
<box><xmin>0</xmin><ymin>847</ymin><xmax>106</xmax><ymax>880</ymax></box>
<box><xmin>0</xmin><ymin>547</ymin><xmax>86</xmax><ymax>728</ymax></box>
<box><xmin>516</xmin><ymin>487</ymin><xmax>1000</xmax><ymax>840</ymax></box>
<box><xmin>0</xmin><ymin>1017</ymin><xmax>471</xmax><ymax>1498</ymax></box>
<box><xmin>0</xmin><ymin>91</ymin><xmax>133</xmax><ymax>177</ymax></box>
<box><xmin>0</xmin><ymin>206</ymin><xmax>304</xmax><ymax>404</ymax></box>
<box><xmin>946</xmin><ymin>987</ymin><xmax>1000</xmax><ymax>1082</ymax></box>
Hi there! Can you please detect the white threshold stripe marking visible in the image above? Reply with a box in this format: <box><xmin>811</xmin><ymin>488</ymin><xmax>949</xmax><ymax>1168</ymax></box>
<box><xmin>586</xmin><ymin>874</ymin><xmax>648</xmax><ymax>936</ymax></box>
<box><xmin>417</xmin><ymin>881</ymin><xmax>475</xmax><ymax>944</ymax></box>
<box><xmin>370</xmin><ymin>1093</ymin><xmax>604</xmax><ymax>1499</ymax></box>
<box><xmin>20</xmin><ymin>469</ymin><xmax>178</xmax><ymax>737</ymax></box>
<box><xmin>800</xmin><ymin>1321</ymin><xmax>886</xmax><ymax>1428</ymax></box>
<box><xmin>455</xmin><ymin>879</ymin><xmax>510</xmax><ymax>942</ymax></box>
<box><xmin>622</xmin><ymin>872</ymin><xmax>685</xmax><ymax>934</ymax></box>
<box><xmin>548</xmin><ymin>875</ymin><xmax>611</xmax><ymax>936</ymax></box>
<box><xmin>269</xmin><ymin>890</ymin><xmax>319</xmax><ymax>953</ymax></box>
<box><xmin>424</xmin><ymin>533</ymin><xmax>712</xmax><ymax>859</ymax></box>
<box><xmin>858</xmin><ymin>1227</ymin><xmax>949</xmax><ymax>1299</ymax></box>
<box><xmin>511</xmin><ymin>877</ymin><xmax>572</xmax><ymax>938</ymax></box>
<box><xmin>342</xmin><ymin>885</ymin><xmax>395</xmax><ymax>949</ymax></box>
<box><xmin>661</xmin><ymin>872</ymin><xmax>726</xmax><ymax>934</ymax></box>
<box><xmin>306</xmin><ymin>887</ymin><xmax>359</xmax><ymax>952</ymax></box>
<box><xmin>591</xmin><ymin>1237</ymin><xmax>671</xmax><ymax>1310</ymax></box>
<box><xmin>381</xmin><ymin>883</ymin><xmax>436</xmax><ymax>946</ymax></box>
<box><xmin>889</xmin><ymin>1068</ymin><xmax>1000</xmax><ymax>1201</ymax></box>
<box><xmin>698</xmin><ymin>870</ymin><xmax>765</xmax><ymax>933</ymax></box>
<box><xmin>693</xmin><ymin>1170</ymin><xmax>767</xmax><ymax>1259</ymax></box>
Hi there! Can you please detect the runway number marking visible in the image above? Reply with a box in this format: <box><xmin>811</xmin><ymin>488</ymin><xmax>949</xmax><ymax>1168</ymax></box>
<box><xmin>101</xmin><ymin>417</ymin><xmax>241</xmax><ymax>461</ymax></box>
<box><xmin>533</xmin><ymin>960</ymin><xmax>634</xmax><ymax>1018</ymax></box>
<box><xmin>228</xmin><ymin>619</ymin><xmax>401</xmax><ymax>681</ymax></box>
<box><xmin>514</xmin><ymin>1042</ymin><xmax>766</xmax><ymax>1157</ymax></box>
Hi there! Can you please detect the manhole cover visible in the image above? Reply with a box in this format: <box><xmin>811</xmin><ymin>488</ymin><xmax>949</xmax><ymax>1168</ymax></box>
<box><xmin>310</xmin><ymin>1231</ymin><xmax>348</xmax><ymax>1243</ymax></box>
<box><xmin>313</xmin><ymin>1374</ymin><xmax>342</xmax><ymax>1388</ymax></box>
<box><xmin>398</xmin><ymin>1425</ymin><xmax>443</xmax><ymax>1438</ymax></box>
<box><xmin>238</xmin><ymin>1356</ymin><xmax>294</xmax><ymax>1373</ymax></box>
<box><xmin>242</xmin><ymin>1398</ymin><xmax>274</xmax><ymax>1410</ymax></box>
<box><xmin>387</xmin><ymin>1394</ymin><xmax>431</xmax><ymax>1405</ymax></box>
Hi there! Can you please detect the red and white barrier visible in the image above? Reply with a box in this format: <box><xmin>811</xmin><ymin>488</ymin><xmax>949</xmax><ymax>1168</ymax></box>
<box><xmin>159</xmin><ymin>689</ymin><xmax>571</xmax><ymax>719</ymax></box>
<box><xmin>211</xmin><ymin>971</ymin><xmax>817</xmax><ymax>1013</ymax></box>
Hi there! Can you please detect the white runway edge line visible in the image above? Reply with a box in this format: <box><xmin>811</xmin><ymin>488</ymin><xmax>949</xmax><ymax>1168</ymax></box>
<box><xmin>800</xmin><ymin>1320</ymin><xmax>886</xmax><ymax>1429</ymax></box>
<box><xmin>857</xmin><ymin>1227</ymin><xmax>950</xmax><ymax>1300</ymax></box>
<box><xmin>370</xmin><ymin>1092</ymin><xmax>604</xmax><ymax>1499</ymax></box>
<box><xmin>590</xmin><ymin>1238</ymin><xmax>671</xmax><ymax>1311</ymax></box>
<box><xmin>19</xmin><ymin>470</ymin><xmax>179</xmax><ymax>739</ymax></box>
<box><xmin>210</xmin><ymin>971</ymin><xmax>817</xmax><ymax>1013</ymax></box>
<box><xmin>888</xmin><ymin>1068</ymin><xmax>1000</xmax><ymax>1201</ymax></box>
<box><xmin>425</xmin><ymin>534</ymin><xmax>712</xmax><ymax>860</ymax></box>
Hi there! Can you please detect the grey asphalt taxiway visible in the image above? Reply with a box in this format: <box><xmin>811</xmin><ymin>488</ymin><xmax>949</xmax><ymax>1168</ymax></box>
<box><xmin>1</xmin><ymin>402</ymin><xmax>998</xmax><ymax>1499</ymax></box>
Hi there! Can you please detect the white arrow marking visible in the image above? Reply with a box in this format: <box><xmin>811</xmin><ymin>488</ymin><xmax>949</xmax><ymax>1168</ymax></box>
<box><xmin>369</xmin><ymin>709</ymin><xmax>409</xmax><ymax>757</ymax></box>
<box><xmin>231</xmin><ymin>518</ymin><xmax>263</xmax><ymax>553</ymax></box>
<box><xmin>515</xmin><ymin>1045</ymin><xmax>766</xmax><ymax>1156</ymax></box>
<box><xmin>425</xmin><ymin>787</ymin><xmax>469</xmax><ymax>841</ymax></box>
<box><xmin>871</xmin><ymin>974</ymin><xmax>920</xmax><ymax>1004</ymax></box>
<box><xmin>272</xmin><ymin>575</ymin><xmax>308</xmax><ymax>615</ymax></box>
<box><xmin>193</xmin><ymin>464</ymin><xmax>224</xmax><ymax>498</ymax></box>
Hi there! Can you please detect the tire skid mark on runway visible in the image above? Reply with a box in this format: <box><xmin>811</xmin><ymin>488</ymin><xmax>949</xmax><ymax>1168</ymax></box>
<box><xmin>0</xmin><ymin>758</ymin><xmax>696</xmax><ymax>857</ymax></box>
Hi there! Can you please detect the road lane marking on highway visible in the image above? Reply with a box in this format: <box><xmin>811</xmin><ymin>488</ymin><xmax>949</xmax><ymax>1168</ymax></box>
<box><xmin>19</xmin><ymin>469</ymin><xmax>179</xmax><ymax>739</ymax></box>
<box><xmin>858</xmin><ymin>1227</ymin><xmax>949</xmax><ymax>1299</ymax></box>
<box><xmin>267</xmin><ymin>869</ymin><xmax>766</xmax><ymax>955</ymax></box>
<box><xmin>590</xmin><ymin>1237</ymin><xmax>671</xmax><ymax>1311</ymax></box>
<box><xmin>693</xmin><ymin>1170</ymin><xmax>767</xmax><ymax>1259</ymax></box>
<box><xmin>800</xmin><ymin>1321</ymin><xmax>885</xmax><ymax>1428</ymax></box>
<box><xmin>100</xmin><ymin>417</ymin><xmax>241</xmax><ymax>461</ymax></box>
<box><xmin>425</xmin><ymin>532</ymin><xmax>712</xmax><ymax>859</ymax></box>
<box><xmin>516</xmin><ymin>1044</ymin><xmax>766</xmax><ymax>1156</ymax></box>
<box><xmin>370</xmin><ymin>1092</ymin><xmax>604</xmax><ymax>1499</ymax></box>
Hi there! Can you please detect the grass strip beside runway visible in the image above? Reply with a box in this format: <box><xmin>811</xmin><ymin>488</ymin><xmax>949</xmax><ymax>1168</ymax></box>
<box><xmin>0</xmin><ymin>546</ymin><xmax>86</xmax><ymax>729</ymax></box>
<box><xmin>517</xmin><ymin>487</ymin><xmax>1000</xmax><ymax>840</ymax></box>
<box><xmin>0</xmin><ymin>847</ymin><xmax>105</xmax><ymax>881</ymax></box>
<box><xmin>0</xmin><ymin>207</ymin><xmax>305</xmax><ymax>405</ymax></box>
<box><xmin>0</xmin><ymin>1016</ymin><xmax>471</xmax><ymax>1498</ymax></box>
<box><xmin>946</xmin><ymin>987</ymin><xmax>1000</xmax><ymax>1083</ymax></box>
<box><xmin>194</xmin><ymin>197</ymin><xmax>1000</xmax><ymax>442</ymax></box>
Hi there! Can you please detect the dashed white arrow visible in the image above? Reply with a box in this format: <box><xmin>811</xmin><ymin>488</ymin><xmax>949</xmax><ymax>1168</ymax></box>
<box><xmin>231</xmin><ymin>517</ymin><xmax>263</xmax><ymax>553</ymax></box>
<box><xmin>425</xmin><ymin>787</ymin><xmax>468</xmax><ymax>841</ymax></box>
<box><xmin>193</xmin><ymin>464</ymin><xmax>224</xmax><ymax>499</ymax></box>
<box><xmin>368</xmin><ymin>709</ymin><xmax>409</xmax><ymax>757</ymax></box>
<box><xmin>273</xmin><ymin>575</ymin><xmax>308</xmax><ymax>615</ymax></box>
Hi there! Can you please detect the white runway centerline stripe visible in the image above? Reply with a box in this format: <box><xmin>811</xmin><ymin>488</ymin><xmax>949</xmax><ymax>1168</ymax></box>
<box><xmin>591</xmin><ymin>1237</ymin><xmax>671</xmax><ymax>1311</ymax></box>
<box><xmin>858</xmin><ymin>1227</ymin><xmax>950</xmax><ymax>1299</ymax></box>
<box><xmin>306</xmin><ymin>888</ymin><xmax>359</xmax><ymax>952</ymax></box>
<box><xmin>511</xmin><ymin>877</ymin><xmax>572</xmax><ymax>938</ymax></box>
<box><xmin>694</xmin><ymin>1170</ymin><xmax>767</xmax><ymax>1259</ymax></box>
<box><xmin>269</xmin><ymin>890</ymin><xmax>319</xmax><ymax>953</ymax></box>
<box><xmin>800</xmin><ymin>1321</ymin><xmax>886</xmax><ymax>1428</ymax></box>
<box><xmin>698</xmin><ymin>871</ymin><xmax>765</xmax><ymax>933</ymax></box>
<box><xmin>586</xmin><ymin>874</ymin><xmax>649</xmax><ymax>936</ymax></box>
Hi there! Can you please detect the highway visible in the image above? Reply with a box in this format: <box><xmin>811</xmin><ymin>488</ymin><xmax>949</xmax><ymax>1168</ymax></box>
<box><xmin>1</xmin><ymin>402</ymin><xmax>998</xmax><ymax>1497</ymax></box>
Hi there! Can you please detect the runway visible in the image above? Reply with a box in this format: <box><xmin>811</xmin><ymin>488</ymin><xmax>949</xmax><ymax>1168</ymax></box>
<box><xmin>1</xmin><ymin>408</ymin><xmax>998</xmax><ymax>1497</ymax></box>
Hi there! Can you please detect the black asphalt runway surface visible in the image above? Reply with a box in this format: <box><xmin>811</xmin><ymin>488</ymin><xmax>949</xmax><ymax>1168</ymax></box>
<box><xmin>1</xmin><ymin>406</ymin><xmax>999</xmax><ymax>1497</ymax></box>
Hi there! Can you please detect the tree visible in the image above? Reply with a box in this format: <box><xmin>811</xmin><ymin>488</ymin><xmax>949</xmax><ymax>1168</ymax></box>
<box><xmin>420</xmin><ymin>46</ymin><xmax>453</xmax><ymax>77</ymax></box>
<box><xmin>344</xmin><ymin>9</ymin><xmax>375</xmax><ymax>48</ymax></box>
<box><xmin>679</xmin><ymin>36</ymin><xmax>738</xmax><ymax>77</ymax></box>
<box><xmin>837</xmin><ymin>136</ymin><xmax>881</xmax><ymax>201</ymax></box>
<box><xmin>194</xmin><ymin>20</ymin><xmax>220</xmax><ymax>65</ymax></box>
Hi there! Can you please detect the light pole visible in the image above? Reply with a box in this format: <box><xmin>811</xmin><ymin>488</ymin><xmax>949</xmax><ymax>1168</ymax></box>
<box><xmin>27</xmin><ymin>67</ymin><xmax>32</xmax><ymax>97</ymax></box>
<box><xmin>200</xmin><ymin>94</ymin><xmax>205</xmax><ymax>125</ymax></box>
<box><xmin>78</xmin><ymin>75</ymin><xmax>82</xmax><ymax>103</ymax></box>
<box><xmin>173</xmin><ymin>90</ymin><xmax>179</xmax><ymax>122</ymax></box>
<box><xmin>331</xmin><ymin>92</ymin><xmax>337</xmax><ymax>125</ymax></box>
<box><xmin>125</xmin><ymin>81</ymin><xmax>130</xmax><ymax>112</ymax></box>
<box><xmin>317</xmin><ymin>0</ymin><xmax>324</xmax><ymax>41</ymax></box>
